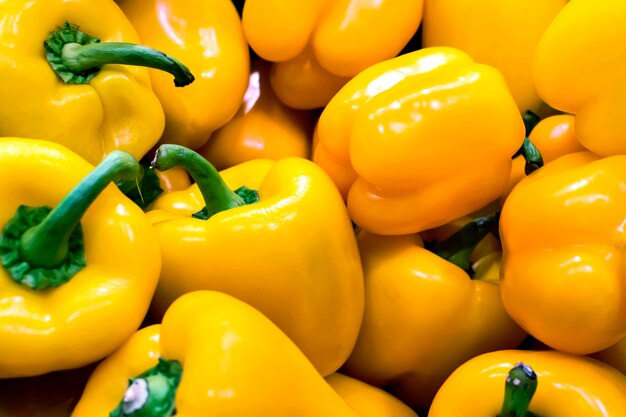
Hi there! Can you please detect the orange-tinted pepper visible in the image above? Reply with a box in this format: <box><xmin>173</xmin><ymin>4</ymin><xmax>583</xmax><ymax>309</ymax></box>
<box><xmin>500</xmin><ymin>152</ymin><xmax>626</xmax><ymax>354</ymax></box>
<box><xmin>502</xmin><ymin>114</ymin><xmax>588</xmax><ymax>201</ymax></box>
<box><xmin>422</xmin><ymin>0</ymin><xmax>567</xmax><ymax>113</ymax></box>
<box><xmin>533</xmin><ymin>0</ymin><xmax>626</xmax><ymax>156</ymax></box>
<box><xmin>343</xmin><ymin>227</ymin><xmax>525</xmax><ymax>410</ymax></box>
<box><xmin>268</xmin><ymin>47</ymin><xmax>351</xmax><ymax>110</ymax></box>
<box><xmin>314</xmin><ymin>47</ymin><xmax>524</xmax><ymax>234</ymax></box>
<box><xmin>199</xmin><ymin>59</ymin><xmax>312</xmax><ymax>169</ymax></box>
<box><xmin>242</xmin><ymin>0</ymin><xmax>423</xmax><ymax>109</ymax></box>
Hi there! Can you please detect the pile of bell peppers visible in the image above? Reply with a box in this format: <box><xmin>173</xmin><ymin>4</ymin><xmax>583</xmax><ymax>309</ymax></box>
<box><xmin>0</xmin><ymin>0</ymin><xmax>626</xmax><ymax>416</ymax></box>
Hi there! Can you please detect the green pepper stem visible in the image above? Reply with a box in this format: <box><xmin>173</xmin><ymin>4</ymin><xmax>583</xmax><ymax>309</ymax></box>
<box><xmin>19</xmin><ymin>151</ymin><xmax>139</xmax><ymax>269</ymax></box>
<box><xmin>430</xmin><ymin>213</ymin><xmax>500</xmax><ymax>273</ymax></box>
<box><xmin>512</xmin><ymin>111</ymin><xmax>543</xmax><ymax>175</ymax></box>
<box><xmin>152</xmin><ymin>144</ymin><xmax>246</xmax><ymax>219</ymax></box>
<box><xmin>522</xmin><ymin>111</ymin><xmax>540</xmax><ymax>137</ymax></box>
<box><xmin>44</xmin><ymin>22</ymin><xmax>194</xmax><ymax>86</ymax></box>
<box><xmin>499</xmin><ymin>362</ymin><xmax>538</xmax><ymax>417</ymax></box>
<box><xmin>513</xmin><ymin>137</ymin><xmax>544</xmax><ymax>175</ymax></box>
<box><xmin>61</xmin><ymin>42</ymin><xmax>194</xmax><ymax>87</ymax></box>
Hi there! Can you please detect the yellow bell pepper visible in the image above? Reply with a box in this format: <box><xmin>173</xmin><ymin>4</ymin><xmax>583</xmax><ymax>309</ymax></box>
<box><xmin>0</xmin><ymin>138</ymin><xmax>160</xmax><ymax>378</ymax></box>
<box><xmin>116</xmin><ymin>0</ymin><xmax>249</xmax><ymax>150</ymax></box>
<box><xmin>593</xmin><ymin>337</ymin><xmax>626</xmax><ymax>376</ymax></box>
<box><xmin>428</xmin><ymin>350</ymin><xmax>626</xmax><ymax>416</ymax></box>
<box><xmin>199</xmin><ymin>58</ymin><xmax>312</xmax><ymax>169</ymax></box>
<box><xmin>0</xmin><ymin>0</ymin><xmax>195</xmax><ymax>165</ymax></box>
<box><xmin>533</xmin><ymin>0</ymin><xmax>626</xmax><ymax>156</ymax></box>
<box><xmin>242</xmin><ymin>0</ymin><xmax>423</xmax><ymax>109</ymax></box>
<box><xmin>343</xmin><ymin>217</ymin><xmax>526</xmax><ymax>411</ymax></box>
<box><xmin>147</xmin><ymin>145</ymin><xmax>364</xmax><ymax>377</ymax></box>
<box><xmin>326</xmin><ymin>373</ymin><xmax>418</xmax><ymax>417</ymax></box>
<box><xmin>71</xmin><ymin>291</ymin><xmax>361</xmax><ymax>417</ymax></box>
<box><xmin>527</xmin><ymin>115</ymin><xmax>588</xmax><ymax>163</ymax></box>
<box><xmin>502</xmin><ymin>114</ymin><xmax>588</xmax><ymax>201</ymax></box>
<box><xmin>313</xmin><ymin>47</ymin><xmax>524</xmax><ymax>235</ymax></box>
<box><xmin>422</xmin><ymin>0</ymin><xmax>567</xmax><ymax>113</ymax></box>
<box><xmin>243</xmin><ymin>0</ymin><xmax>422</xmax><ymax>76</ymax></box>
<box><xmin>500</xmin><ymin>152</ymin><xmax>626</xmax><ymax>354</ymax></box>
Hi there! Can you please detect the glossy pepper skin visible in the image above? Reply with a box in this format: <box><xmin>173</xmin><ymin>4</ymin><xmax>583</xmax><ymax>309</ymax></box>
<box><xmin>148</xmin><ymin>155</ymin><xmax>364</xmax><ymax>377</ymax></box>
<box><xmin>500</xmin><ymin>152</ymin><xmax>626</xmax><ymax>354</ymax></box>
<box><xmin>0</xmin><ymin>138</ymin><xmax>160</xmax><ymax>378</ymax></box>
<box><xmin>422</xmin><ymin>0</ymin><xmax>567</xmax><ymax>113</ymax></box>
<box><xmin>314</xmin><ymin>47</ymin><xmax>524</xmax><ymax>235</ymax></box>
<box><xmin>533</xmin><ymin>0</ymin><xmax>626</xmax><ymax>156</ymax></box>
<box><xmin>116</xmin><ymin>0</ymin><xmax>249</xmax><ymax>150</ymax></box>
<box><xmin>342</xmin><ymin>230</ymin><xmax>526</xmax><ymax>410</ymax></box>
<box><xmin>428</xmin><ymin>350</ymin><xmax>626</xmax><ymax>416</ymax></box>
<box><xmin>502</xmin><ymin>114</ymin><xmax>587</xmax><ymax>201</ymax></box>
<box><xmin>326</xmin><ymin>373</ymin><xmax>418</xmax><ymax>417</ymax></box>
<box><xmin>71</xmin><ymin>291</ymin><xmax>361</xmax><ymax>417</ymax></box>
<box><xmin>0</xmin><ymin>0</ymin><xmax>170</xmax><ymax>165</ymax></box>
<box><xmin>199</xmin><ymin>59</ymin><xmax>312</xmax><ymax>170</ymax></box>
<box><xmin>242</xmin><ymin>0</ymin><xmax>423</xmax><ymax>109</ymax></box>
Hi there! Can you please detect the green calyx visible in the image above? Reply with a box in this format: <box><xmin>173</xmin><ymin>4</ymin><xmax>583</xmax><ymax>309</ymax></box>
<box><xmin>110</xmin><ymin>358</ymin><xmax>183</xmax><ymax>417</ymax></box>
<box><xmin>152</xmin><ymin>144</ymin><xmax>260</xmax><ymax>221</ymax></box>
<box><xmin>498</xmin><ymin>362</ymin><xmax>539</xmax><ymax>417</ymax></box>
<box><xmin>0</xmin><ymin>151</ymin><xmax>140</xmax><ymax>290</ymax></box>
<box><xmin>512</xmin><ymin>111</ymin><xmax>544</xmax><ymax>175</ymax></box>
<box><xmin>44</xmin><ymin>22</ymin><xmax>194</xmax><ymax>86</ymax></box>
<box><xmin>429</xmin><ymin>213</ymin><xmax>500</xmax><ymax>274</ymax></box>
<box><xmin>193</xmin><ymin>185</ymin><xmax>259</xmax><ymax>220</ymax></box>
<box><xmin>44</xmin><ymin>22</ymin><xmax>100</xmax><ymax>84</ymax></box>
<box><xmin>0</xmin><ymin>206</ymin><xmax>85</xmax><ymax>290</ymax></box>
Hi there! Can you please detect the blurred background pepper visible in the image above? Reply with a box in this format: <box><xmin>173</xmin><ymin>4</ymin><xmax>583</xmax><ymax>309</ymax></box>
<box><xmin>533</xmin><ymin>0</ymin><xmax>626</xmax><ymax>156</ymax></box>
<box><xmin>199</xmin><ymin>58</ymin><xmax>314</xmax><ymax>170</ymax></box>
<box><xmin>242</xmin><ymin>0</ymin><xmax>423</xmax><ymax>109</ymax></box>
<box><xmin>422</xmin><ymin>0</ymin><xmax>567</xmax><ymax>115</ymax></box>
<box><xmin>501</xmin><ymin>113</ymin><xmax>588</xmax><ymax>203</ymax></box>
